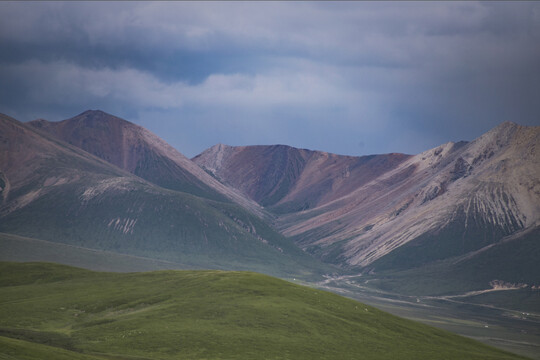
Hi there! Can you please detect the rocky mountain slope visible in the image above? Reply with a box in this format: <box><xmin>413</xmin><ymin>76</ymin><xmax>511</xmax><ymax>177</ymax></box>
<box><xmin>0</xmin><ymin>113</ymin><xmax>335</xmax><ymax>278</ymax></box>
<box><xmin>3</xmin><ymin>108</ymin><xmax>538</xmax><ymax>292</ymax></box>
<box><xmin>194</xmin><ymin>123</ymin><xmax>540</xmax><ymax>279</ymax></box>
<box><xmin>194</xmin><ymin>144</ymin><xmax>410</xmax><ymax>213</ymax></box>
<box><xmin>29</xmin><ymin>110</ymin><xmax>265</xmax><ymax>217</ymax></box>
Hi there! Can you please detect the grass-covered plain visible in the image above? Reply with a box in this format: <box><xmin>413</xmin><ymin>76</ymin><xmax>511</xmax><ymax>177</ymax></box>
<box><xmin>0</xmin><ymin>262</ymin><xmax>528</xmax><ymax>360</ymax></box>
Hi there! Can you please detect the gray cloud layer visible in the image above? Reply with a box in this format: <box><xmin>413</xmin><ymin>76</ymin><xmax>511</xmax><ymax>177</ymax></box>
<box><xmin>1</xmin><ymin>1</ymin><xmax>539</xmax><ymax>157</ymax></box>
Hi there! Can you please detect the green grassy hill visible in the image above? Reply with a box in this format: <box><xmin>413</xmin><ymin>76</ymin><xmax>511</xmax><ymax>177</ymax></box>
<box><xmin>0</xmin><ymin>262</ymin><xmax>528</xmax><ymax>360</ymax></box>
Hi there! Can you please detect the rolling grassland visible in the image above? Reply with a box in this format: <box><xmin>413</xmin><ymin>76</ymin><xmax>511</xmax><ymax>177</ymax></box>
<box><xmin>0</xmin><ymin>262</ymin><xmax>529</xmax><ymax>360</ymax></box>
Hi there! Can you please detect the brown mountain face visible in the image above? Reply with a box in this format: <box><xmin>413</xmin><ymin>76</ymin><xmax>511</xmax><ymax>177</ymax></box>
<box><xmin>29</xmin><ymin>110</ymin><xmax>225</xmax><ymax>201</ymax></box>
<box><xmin>194</xmin><ymin>123</ymin><xmax>540</xmax><ymax>270</ymax></box>
<box><xmin>193</xmin><ymin>144</ymin><xmax>410</xmax><ymax>213</ymax></box>
<box><xmin>0</xmin><ymin>113</ymin><xmax>127</xmax><ymax>216</ymax></box>
<box><xmin>29</xmin><ymin>110</ymin><xmax>265</xmax><ymax>216</ymax></box>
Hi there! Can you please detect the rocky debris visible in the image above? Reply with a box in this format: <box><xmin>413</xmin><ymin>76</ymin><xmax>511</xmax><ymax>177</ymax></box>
<box><xmin>489</xmin><ymin>280</ymin><xmax>528</xmax><ymax>290</ymax></box>
<box><xmin>450</xmin><ymin>157</ymin><xmax>472</xmax><ymax>181</ymax></box>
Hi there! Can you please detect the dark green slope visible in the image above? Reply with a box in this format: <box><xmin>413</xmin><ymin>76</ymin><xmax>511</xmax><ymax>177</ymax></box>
<box><xmin>0</xmin><ymin>113</ymin><xmax>333</xmax><ymax>279</ymax></box>
<box><xmin>0</xmin><ymin>336</ymin><xmax>105</xmax><ymax>360</ymax></box>
<box><xmin>362</xmin><ymin>227</ymin><xmax>540</xmax><ymax>300</ymax></box>
<box><xmin>0</xmin><ymin>181</ymin><xmax>332</xmax><ymax>278</ymax></box>
<box><xmin>0</xmin><ymin>262</ymin><xmax>527</xmax><ymax>360</ymax></box>
<box><xmin>0</xmin><ymin>232</ymin><xmax>196</xmax><ymax>272</ymax></box>
<box><xmin>369</xmin><ymin>219</ymin><xmax>509</xmax><ymax>274</ymax></box>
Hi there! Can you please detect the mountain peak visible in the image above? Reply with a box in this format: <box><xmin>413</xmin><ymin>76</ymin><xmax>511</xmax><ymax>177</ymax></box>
<box><xmin>78</xmin><ymin>109</ymin><xmax>111</xmax><ymax>117</ymax></box>
<box><xmin>467</xmin><ymin>121</ymin><xmax>534</xmax><ymax>157</ymax></box>
<box><xmin>193</xmin><ymin>143</ymin><xmax>235</xmax><ymax>175</ymax></box>
<box><xmin>69</xmin><ymin>109</ymin><xmax>130</xmax><ymax>126</ymax></box>
<box><xmin>495</xmin><ymin>120</ymin><xmax>519</xmax><ymax>128</ymax></box>
<box><xmin>194</xmin><ymin>143</ymin><xmax>412</xmax><ymax>210</ymax></box>
<box><xmin>489</xmin><ymin>121</ymin><xmax>521</xmax><ymax>136</ymax></box>
<box><xmin>27</xmin><ymin>118</ymin><xmax>50</xmax><ymax>129</ymax></box>
<box><xmin>211</xmin><ymin>143</ymin><xmax>232</xmax><ymax>151</ymax></box>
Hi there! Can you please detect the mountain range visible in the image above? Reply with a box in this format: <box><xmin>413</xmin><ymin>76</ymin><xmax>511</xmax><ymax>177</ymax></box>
<box><xmin>194</xmin><ymin>122</ymin><xmax>540</xmax><ymax>293</ymax></box>
<box><xmin>0</xmin><ymin>111</ymin><xmax>332</xmax><ymax>279</ymax></box>
<box><xmin>2</xmin><ymin>109</ymin><xmax>539</xmax><ymax>357</ymax></box>
<box><xmin>1</xmin><ymin>109</ymin><xmax>539</xmax><ymax>294</ymax></box>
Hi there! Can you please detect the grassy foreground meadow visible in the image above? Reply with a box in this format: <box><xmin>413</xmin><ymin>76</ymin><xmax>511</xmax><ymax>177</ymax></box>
<box><xmin>0</xmin><ymin>262</ymin><xmax>528</xmax><ymax>360</ymax></box>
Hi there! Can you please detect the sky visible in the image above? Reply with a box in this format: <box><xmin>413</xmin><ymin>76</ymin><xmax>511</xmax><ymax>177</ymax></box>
<box><xmin>1</xmin><ymin>1</ymin><xmax>539</xmax><ymax>158</ymax></box>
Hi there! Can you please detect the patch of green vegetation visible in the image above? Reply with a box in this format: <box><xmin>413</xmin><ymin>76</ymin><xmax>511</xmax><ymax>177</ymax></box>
<box><xmin>0</xmin><ymin>262</ymin><xmax>528</xmax><ymax>360</ymax></box>
<box><xmin>0</xmin><ymin>336</ymin><xmax>105</xmax><ymax>360</ymax></box>
<box><xmin>0</xmin><ymin>328</ymin><xmax>76</xmax><ymax>351</ymax></box>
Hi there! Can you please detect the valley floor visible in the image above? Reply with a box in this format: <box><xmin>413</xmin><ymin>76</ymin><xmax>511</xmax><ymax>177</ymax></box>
<box><xmin>314</xmin><ymin>275</ymin><xmax>540</xmax><ymax>360</ymax></box>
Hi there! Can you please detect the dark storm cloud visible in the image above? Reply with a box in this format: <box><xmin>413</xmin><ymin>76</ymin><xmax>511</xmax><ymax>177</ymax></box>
<box><xmin>0</xmin><ymin>1</ymin><xmax>539</xmax><ymax>157</ymax></box>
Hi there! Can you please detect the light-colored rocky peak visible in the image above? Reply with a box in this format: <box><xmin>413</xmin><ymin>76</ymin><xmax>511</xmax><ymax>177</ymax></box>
<box><xmin>408</xmin><ymin>141</ymin><xmax>460</xmax><ymax>172</ymax></box>
<box><xmin>460</xmin><ymin>122</ymin><xmax>519</xmax><ymax>159</ymax></box>
<box><xmin>192</xmin><ymin>143</ymin><xmax>235</xmax><ymax>176</ymax></box>
<box><xmin>457</xmin><ymin>122</ymin><xmax>539</xmax><ymax>176</ymax></box>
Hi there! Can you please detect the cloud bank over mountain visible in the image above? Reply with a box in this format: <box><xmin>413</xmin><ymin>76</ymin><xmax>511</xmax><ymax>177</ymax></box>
<box><xmin>1</xmin><ymin>1</ymin><xmax>539</xmax><ymax>157</ymax></box>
